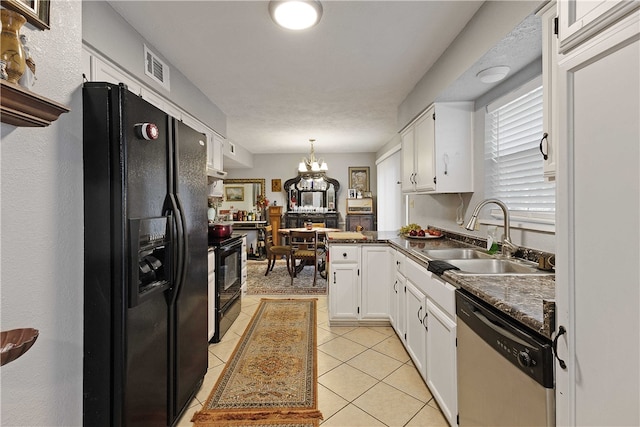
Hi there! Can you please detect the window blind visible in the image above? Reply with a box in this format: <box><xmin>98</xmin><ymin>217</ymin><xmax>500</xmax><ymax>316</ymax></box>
<box><xmin>485</xmin><ymin>84</ymin><xmax>555</xmax><ymax>217</ymax></box>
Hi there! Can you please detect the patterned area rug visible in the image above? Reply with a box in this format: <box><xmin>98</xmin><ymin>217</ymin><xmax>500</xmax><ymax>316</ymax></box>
<box><xmin>246</xmin><ymin>260</ymin><xmax>327</xmax><ymax>295</ymax></box>
<box><xmin>192</xmin><ymin>299</ymin><xmax>322</xmax><ymax>427</ymax></box>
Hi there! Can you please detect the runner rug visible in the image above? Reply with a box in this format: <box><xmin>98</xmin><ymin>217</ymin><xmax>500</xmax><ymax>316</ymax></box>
<box><xmin>246</xmin><ymin>260</ymin><xmax>327</xmax><ymax>295</ymax></box>
<box><xmin>192</xmin><ymin>298</ymin><xmax>323</xmax><ymax>427</ymax></box>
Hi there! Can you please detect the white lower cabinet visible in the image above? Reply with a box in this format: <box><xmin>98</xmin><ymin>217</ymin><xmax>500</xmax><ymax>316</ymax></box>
<box><xmin>392</xmin><ymin>250</ymin><xmax>407</xmax><ymax>339</ymax></box>
<box><xmin>329</xmin><ymin>262</ymin><xmax>360</xmax><ymax>321</ymax></box>
<box><xmin>328</xmin><ymin>244</ymin><xmax>391</xmax><ymax>325</ymax></box>
<box><xmin>389</xmin><ymin>253</ymin><xmax>458</xmax><ymax>426</ymax></box>
<box><xmin>426</xmin><ymin>299</ymin><xmax>457</xmax><ymax>426</ymax></box>
<box><xmin>361</xmin><ymin>246</ymin><xmax>391</xmax><ymax>319</ymax></box>
<box><xmin>404</xmin><ymin>279</ymin><xmax>427</xmax><ymax>378</ymax></box>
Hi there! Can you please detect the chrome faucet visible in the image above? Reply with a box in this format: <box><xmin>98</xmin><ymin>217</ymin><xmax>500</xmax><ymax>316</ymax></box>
<box><xmin>465</xmin><ymin>198</ymin><xmax>518</xmax><ymax>258</ymax></box>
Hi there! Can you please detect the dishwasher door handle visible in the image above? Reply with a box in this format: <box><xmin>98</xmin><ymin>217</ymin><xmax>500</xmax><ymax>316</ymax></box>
<box><xmin>471</xmin><ymin>307</ymin><xmax>531</xmax><ymax>348</ymax></box>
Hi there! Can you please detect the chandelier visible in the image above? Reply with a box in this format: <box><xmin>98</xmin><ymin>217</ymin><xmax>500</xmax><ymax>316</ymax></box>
<box><xmin>298</xmin><ymin>139</ymin><xmax>328</xmax><ymax>177</ymax></box>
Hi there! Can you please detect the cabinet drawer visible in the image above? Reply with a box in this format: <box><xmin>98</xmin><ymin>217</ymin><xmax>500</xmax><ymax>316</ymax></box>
<box><xmin>395</xmin><ymin>250</ymin><xmax>407</xmax><ymax>276</ymax></box>
<box><xmin>425</xmin><ymin>273</ymin><xmax>456</xmax><ymax>318</ymax></box>
<box><xmin>406</xmin><ymin>257</ymin><xmax>429</xmax><ymax>293</ymax></box>
<box><xmin>330</xmin><ymin>245</ymin><xmax>360</xmax><ymax>263</ymax></box>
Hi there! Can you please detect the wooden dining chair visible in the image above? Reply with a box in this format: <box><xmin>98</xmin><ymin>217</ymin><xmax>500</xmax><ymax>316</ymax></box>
<box><xmin>311</xmin><ymin>223</ymin><xmax>328</xmax><ymax>276</ymax></box>
<box><xmin>263</xmin><ymin>225</ymin><xmax>293</xmax><ymax>277</ymax></box>
<box><xmin>289</xmin><ymin>230</ymin><xmax>318</xmax><ymax>286</ymax></box>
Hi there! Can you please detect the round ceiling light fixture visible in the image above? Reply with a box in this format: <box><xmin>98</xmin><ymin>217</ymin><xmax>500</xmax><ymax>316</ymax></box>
<box><xmin>269</xmin><ymin>1</ymin><xmax>323</xmax><ymax>30</ymax></box>
<box><xmin>476</xmin><ymin>66</ymin><xmax>511</xmax><ymax>84</ymax></box>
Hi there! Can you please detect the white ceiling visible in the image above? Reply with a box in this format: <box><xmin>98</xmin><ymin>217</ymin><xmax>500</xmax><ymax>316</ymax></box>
<box><xmin>106</xmin><ymin>1</ymin><xmax>538</xmax><ymax>157</ymax></box>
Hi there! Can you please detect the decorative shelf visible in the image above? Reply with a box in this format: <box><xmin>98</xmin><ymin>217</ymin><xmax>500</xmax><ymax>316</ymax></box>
<box><xmin>0</xmin><ymin>79</ymin><xmax>70</xmax><ymax>127</ymax></box>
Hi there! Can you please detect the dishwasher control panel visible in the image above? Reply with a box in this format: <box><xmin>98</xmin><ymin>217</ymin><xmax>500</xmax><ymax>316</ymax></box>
<box><xmin>456</xmin><ymin>290</ymin><xmax>554</xmax><ymax>388</ymax></box>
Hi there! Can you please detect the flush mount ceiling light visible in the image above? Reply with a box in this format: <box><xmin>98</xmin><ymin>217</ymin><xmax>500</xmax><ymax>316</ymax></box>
<box><xmin>476</xmin><ymin>66</ymin><xmax>511</xmax><ymax>84</ymax></box>
<box><xmin>269</xmin><ymin>0</ymin><xmax>323</xmax><ymax>30</ymax></box>
<box><xmin>298</xmin><ymin>139</ymin><xmax>328</xmax><ymax>177</ymax></box>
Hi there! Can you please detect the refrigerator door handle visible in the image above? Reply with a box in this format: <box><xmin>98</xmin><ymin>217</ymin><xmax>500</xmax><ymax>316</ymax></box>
<box><xmin>173</xmin><ymin>193</ymin><xmax>190</xmax><ymax>304</ymax></box>
<box><xmin>167</xmin><ymin>193</ymin><xmax>186</xmax><ymax>304</ymax></box>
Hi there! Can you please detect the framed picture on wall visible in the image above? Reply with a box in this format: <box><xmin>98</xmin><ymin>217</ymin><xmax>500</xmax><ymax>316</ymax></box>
<box><xmin>1</xmin><ymin>0</ymin><xmax>50</xmax><ymax>30</ymax></box>
<box><xmin>271</xmin><ymin>179</ymin><xmax>281</xmax><ymax>192</ymax></box>
<box><xmin>348</xmin><ymin>166</ymin><xmax>370</xmax><ymax>193</ymax></box>
<box><xmin>225</xmin><ymin>186</ymin><xmax>244</xmax><ymax>202</ymax></box>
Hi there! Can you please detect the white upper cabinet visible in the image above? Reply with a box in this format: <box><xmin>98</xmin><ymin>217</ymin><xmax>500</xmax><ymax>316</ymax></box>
<box><xmin>181</xmin><ymin>113</ymin><xmax>225</xmax><ymax>177</ymax></box>
<box><xmin>92</xmin><ymin>56</ymin><xmax>141</xmax><ymax>95</ymax></box>
<box><xmin>539</xmin><ymin>2</ymin><xmax>559</xmax><ymax>180</ymax></box>
<box><xmin>207</xmin><ymin>134</ymin><xmax>225</xmax><ymax>177</ymax></box>
<box><xmin>558</xmin><ymin>0</ymin><xmax>640</xmax><ymax>53</ymax></box>
<box><xmin>401</xmin><ymin>102</ymin><xmax>473</xmax><ymax>194</ymax></box>
<box><xmin>401</xmin><ymin>126</ymin><xmax>417</xmax><ymax>192</ymax></box>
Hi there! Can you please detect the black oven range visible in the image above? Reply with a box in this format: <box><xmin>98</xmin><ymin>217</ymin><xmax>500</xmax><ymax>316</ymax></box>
<box><xmin>208</xmin><ymin>233</ymin><xmax>243</xmax><ymax>343</ymax></box>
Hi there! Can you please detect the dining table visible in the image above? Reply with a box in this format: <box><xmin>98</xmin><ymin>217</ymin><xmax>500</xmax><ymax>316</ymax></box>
<box><xmin>277</xmin><ymin>227</ymin><xmax>340</xmax><ymax>277</ymax></box>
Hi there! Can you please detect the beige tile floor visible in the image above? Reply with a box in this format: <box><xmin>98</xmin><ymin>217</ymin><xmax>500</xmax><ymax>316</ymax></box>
<box><xmin>177</xmin><ymin>294</ymin><xmax>449</xmax><ymax>427</ymax></box>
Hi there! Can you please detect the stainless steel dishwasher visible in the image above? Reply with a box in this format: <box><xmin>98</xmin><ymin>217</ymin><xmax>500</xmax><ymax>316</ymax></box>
<box><xmin>456</xmin><ymin>290</ymin><xmax>555</xmax><ymax>426</ymax></box>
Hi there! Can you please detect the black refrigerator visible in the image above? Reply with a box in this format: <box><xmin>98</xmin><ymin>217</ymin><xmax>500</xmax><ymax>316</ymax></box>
<box><xmin>82</xmin><ymin>82</ymin><xmax>208</xmax><ymax>426</ymax></box>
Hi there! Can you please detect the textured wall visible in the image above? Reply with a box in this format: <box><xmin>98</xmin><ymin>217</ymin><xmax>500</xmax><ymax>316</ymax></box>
<box><xmin>0</xmin><ymin>1</ymin><xmax>84</xmax><ymax>425</ymax></box>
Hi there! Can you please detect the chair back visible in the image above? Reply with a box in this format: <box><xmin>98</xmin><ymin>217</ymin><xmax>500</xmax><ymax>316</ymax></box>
<box><xmin>289</xmin><ymin>230</ymin><xmax>318</xmax><ymax>257</ymax></box>
<box><xmin>264</xmin><ymin>225</ymin><xmax>274</xmax><ymax>252</ymax></box>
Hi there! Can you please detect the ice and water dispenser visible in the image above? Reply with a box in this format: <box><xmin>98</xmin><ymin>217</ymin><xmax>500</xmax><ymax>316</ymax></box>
<box><xmin>129</xmin><ymin>217</ymin><xmax>172</xmax><ymax>307</ymax></box>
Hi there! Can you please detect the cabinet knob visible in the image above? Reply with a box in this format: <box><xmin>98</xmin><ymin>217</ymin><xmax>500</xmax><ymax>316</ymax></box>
<box><xmin>342</xmin><ymin>253</ymin><xmax>347</xmax><ymax>258</ymax></box>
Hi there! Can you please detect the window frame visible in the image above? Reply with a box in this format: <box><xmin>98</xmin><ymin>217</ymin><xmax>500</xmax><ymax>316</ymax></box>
<box><xmin>481</xmin><ymin>76</ymin><xmax>555</xmax><ymax>233</ymax></box>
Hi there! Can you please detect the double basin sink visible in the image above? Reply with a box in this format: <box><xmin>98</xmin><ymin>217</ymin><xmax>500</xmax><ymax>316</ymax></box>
<box><xmin>418</xmin><ymin>248</ymin><xmax>553</xmax><ymax>276</ymax></box>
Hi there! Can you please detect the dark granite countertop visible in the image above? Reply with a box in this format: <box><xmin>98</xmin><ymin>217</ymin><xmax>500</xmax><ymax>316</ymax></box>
<box><xmin>327</xmin><ymin>230</ymin><xmax>556</xmax><ymax>339</ymax></box>
<box><xmin>443</xmin><ymin>272</ymin><xmax>555</xmax><ymax>339</ymax></box>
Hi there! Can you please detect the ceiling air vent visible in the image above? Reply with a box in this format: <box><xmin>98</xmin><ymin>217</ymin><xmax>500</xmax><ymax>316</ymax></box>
<box><xmin>144</xmin><ymin>45</ymin><xmax>170</xmax><ymax>91</ymax></box>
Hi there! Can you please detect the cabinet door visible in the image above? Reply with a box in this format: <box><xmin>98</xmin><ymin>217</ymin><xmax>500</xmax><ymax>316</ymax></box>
<box><xmin>389</xmin><ymin>273</ymin><xmax>399</xmax><ymax>328</ymax></box>
<box><xmin>426</xmin><ymin>300</ymin><xmax>457</xmax><ymax>427</ymax></box>
<box><xmin>558</xmin><ymin>0</ymin><xmax>639</xmax><ymax>52</ymax></box>
<box><xmin>432</xmin><ymin>102</ymin><xmax>473</xmax><ymax>193</ymax></box>
<box><xmin>540</xmin><ymin>3</ymin><xmax>558</xmax><ymax>179</ymax></box>
<box><xmin>360</xmin><ymin>215</ymin><xmax>375</xmax><ymax>231</ymax></box>
<box><xmin>401</xmin><ymin>127</ymin><xmax>416</xmax><ymax>192</ymax></box>
<box><xmin>328</xmin><ymin>263</ymin><xmax>359</xmax><ymax>321</ymax></box>
<box><xmin>555</xmin><ymin>12</ymin><xmax>639</xmax><ymax>426</ymax></box>
<box><xmin>393</xmin><ymin>251</ymin><xmax>407</xmax><ymax>338</ymax></box>
<box><xmin>210</xmin><ymin>134</ymin><xmax>224</xmax><ymax>172</ymax></box>
<box><xmin>413</xmin><ymin>107</ymin><xmax>436</xmax><ymax>192</ymax></box>
<box><xmin>346</xmin><ymin>215</ymin><xmax>375</xmax><ymax>231</ymax></box>
<box><xmin>405</xmin><ymin>280</ymin><xmax>426</xmax><ymax>378</ymax></box>
<box><xmin>93</xmin><ymin>57</ymin><xmax>141</xmax><ymax>95</ymax></box>
<box><xmin>361</xmin><ymin>246</ymin><xmax>391</xmax><ymax>320</ymax></box>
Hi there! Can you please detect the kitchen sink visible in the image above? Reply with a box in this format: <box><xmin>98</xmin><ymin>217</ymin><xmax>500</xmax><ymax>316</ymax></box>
<box><xmin>441</xmin><ymin>258</ymin><xmax>553</xmax><ymax>275</ymax></box>
<box><xmin>420</xmin><ymin>248</ymin><xmax>494</xmax><ymax>260</ymax></box>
